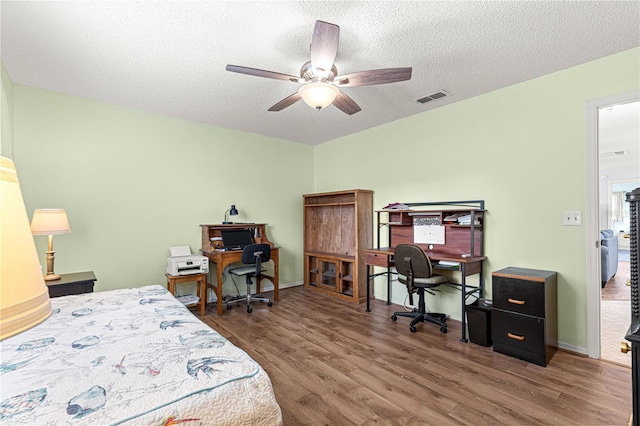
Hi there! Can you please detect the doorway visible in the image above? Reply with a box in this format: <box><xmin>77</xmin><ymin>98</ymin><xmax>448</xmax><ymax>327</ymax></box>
<box><xmin>599</xmin><ymin>178</ymin><xmax>637</xmax><ymax>366</ymax></box>
<box><xmin>586</xmin><ymin>91</ymin><xmax>639</xmax><ymax>363</ymax></box>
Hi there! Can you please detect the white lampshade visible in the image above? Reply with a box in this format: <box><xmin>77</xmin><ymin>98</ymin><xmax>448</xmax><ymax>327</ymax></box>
<box><xmin>298</xmin><ymin>82</ymin><xmax>339</xmax><ymax>110</ymax></box>
<box><xmin>31</xmin><ymin>209</ymin><xmax>71</xmax><ymax>235</ymax></box>
<box><xmin>0</xmin><ymin>155</ymin><xmax>52</xmax><ymax>341</ymax></box>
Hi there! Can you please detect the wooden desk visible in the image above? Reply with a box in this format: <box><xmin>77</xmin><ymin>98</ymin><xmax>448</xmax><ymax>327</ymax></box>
<box><xmin>201</xmin><ymin>248</ymin><xmax>279</xmax><ymax>315</ymax></box>
<box><xmin>200</xmin><ymin>223</ymin><xmax>279</xmax><ymax>316</ymax></box>
<box><xmin>365</xmin><ymin>247</ymin><xmax>485</xmax><ymax>342</ymax></box>
<box><xmin>366</xmin><ymin>201</ymin><xmax>488</xmax><ymax>342</ymax></box>
<box><xmin>166</xmin><ymin>273</ymin><xmax>207</xmax><ymax>317</ymax></box>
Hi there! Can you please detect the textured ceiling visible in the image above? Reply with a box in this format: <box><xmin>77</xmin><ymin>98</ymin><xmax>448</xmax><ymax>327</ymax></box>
<box><xmin>1</xmin><ymin>1</ymin><xmax>639</xmax><ymax>145</ymax></box>
<box><xmin>599</xmin><ymin>101</ymin><xmax>639</xmax><ymax>174</ymax></box>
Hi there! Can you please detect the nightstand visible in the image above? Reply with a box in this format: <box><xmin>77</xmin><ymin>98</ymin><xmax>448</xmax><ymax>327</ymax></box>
<box><xmin>166</xmin><ymin>273</ymin><xmax>207</xmax><ymax>317</ymax></box>
<box><xmin>46</xmin><ymin>271</ymin><xmax>97</xmax><ymax>298</ymax></box>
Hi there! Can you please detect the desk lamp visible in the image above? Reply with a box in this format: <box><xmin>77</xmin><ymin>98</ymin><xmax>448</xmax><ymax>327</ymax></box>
<box><xmin>0</xmin><ymin>155</ymin><xmax>52</xmax><ymax>340</ymax></box>
<box><xmin>223</xmin><ymin>204</ymin><xmax>238</xmax><ymax>224</ymax></box>
<box><xmin>30</xmin><ymin>208</ymin><xmax>71</xmax><ymax>281</ymax></box>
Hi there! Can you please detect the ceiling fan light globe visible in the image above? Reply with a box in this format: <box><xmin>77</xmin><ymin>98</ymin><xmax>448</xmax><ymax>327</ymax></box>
<box><xmin>298</xmin><ymin>83</ymin><xmax>339</xmax><ymax>110</ymax></box>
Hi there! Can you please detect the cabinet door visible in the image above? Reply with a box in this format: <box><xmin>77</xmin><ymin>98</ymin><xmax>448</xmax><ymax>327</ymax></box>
<box><xmin>307</xmin><ymin>256</ymin><xmax>319</xmax><ymax>287</ymax></box>
<box><xmin>340</xmin><ymin>261</ymin><xmax>354</xmax><ymax>297</ymax></box>
<box><xmin>319</xmin><ymin>259</ymin><xmax>340</xmax><ymax>292</ymax></box>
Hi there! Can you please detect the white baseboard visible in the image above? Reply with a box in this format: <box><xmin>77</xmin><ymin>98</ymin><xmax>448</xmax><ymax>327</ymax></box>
<box><xmin>558</xmin><ymin>341</ymin><xmax>588</xmax><ymax>356</ymax></box>
<box><xmin>261</xmin><ymin>281</ymin><xmax>303</xmax><ymax>292</ymax></box>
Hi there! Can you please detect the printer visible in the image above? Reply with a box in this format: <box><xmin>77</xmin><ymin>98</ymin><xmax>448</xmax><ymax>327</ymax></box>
<box><xmin>166</xmin><ymin>246</ymin><xmax>209</xmax><ymax>276</ymax></box>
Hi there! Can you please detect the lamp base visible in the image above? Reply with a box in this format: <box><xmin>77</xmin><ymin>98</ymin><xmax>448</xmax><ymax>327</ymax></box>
<box><xmin>222</xmin><ymin>221</ymin><xmax>233</xmax><ymax>224</ymax></box>
<box><xmin>44</xmin><ymin>273</ymin><xmax>61</xmax><ymax>281</ymax></box>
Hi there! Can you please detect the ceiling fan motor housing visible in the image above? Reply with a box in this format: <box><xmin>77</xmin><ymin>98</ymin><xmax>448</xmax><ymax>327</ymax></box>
<box><xmin>300</xmin><ymin>61</ymin><xmax>338</xmax><ymax>83</ymax></box>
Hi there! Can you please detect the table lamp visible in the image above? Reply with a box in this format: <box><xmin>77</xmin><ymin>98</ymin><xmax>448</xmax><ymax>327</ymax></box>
<box><xmin>0</xmin><ymin>155</ymin><xmax>52</xmax><ymax>341</ymax></box>
<box><xmin>223</xmin><ymin>204</ymin><xmax>238</xmax><ymax>224</ymax></box>
<box><xmin>30</xmin><ymin>208</ymin><xmax>71</xmax><ymax>281</ymax></box>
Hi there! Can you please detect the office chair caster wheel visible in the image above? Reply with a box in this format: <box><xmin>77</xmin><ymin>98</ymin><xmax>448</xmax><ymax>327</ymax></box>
<box><xmin>391</xmin><ymin>315</ymin><xmax>397</xmax><ymax>321</ymax></box>
<box><xmin>268</xmin><ymin>301</ymin><xmax>273</xmax><ymax>306</ymax></box>
<box><xmin>247</xmin><ymin>307</ymin><xmax>252</xmax><ymax>313</ymax></box>
<box><xmin>440</xmin><ymin>326</ymin><xmax>448</xmax><ymax>334</ymax></box>
<box><xmin>409</xmin><ymin>326</ymin><xmax>417</xmax><ymax>333</ymax></box>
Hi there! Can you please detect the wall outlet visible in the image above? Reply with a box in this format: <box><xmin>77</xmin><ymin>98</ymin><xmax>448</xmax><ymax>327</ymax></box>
<box><xmin>563</xmin><ymin>211</ymin><xmax>582</xmax><ymax>226</ymax></box>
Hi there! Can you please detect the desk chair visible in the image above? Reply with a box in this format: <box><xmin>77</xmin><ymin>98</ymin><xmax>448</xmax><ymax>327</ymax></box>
<box><xmin>391</xmin><ymin>244</ymin><xmax>449</xmax><ymax>333</ymax></box>
<box><xmin>228</xmin><ymin>244</ymin><xmax>273</xmax><ymax>313</ymax></box>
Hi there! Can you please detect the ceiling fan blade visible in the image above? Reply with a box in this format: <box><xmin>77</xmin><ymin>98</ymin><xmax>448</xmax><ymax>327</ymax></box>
<box><xmin>268</xmin><ymin>92</ymin><xmax>302</xmax><ymax>112</ymax></box>
<box><xmin>332</xmin><ymin>92</ymin><xmax>361</xmax><ymax>115</ymax></box>
<box><xmin>226</xmin><ymin>65</ymin><xmax>301</xmax><ymax>83</ymax></box>
<box><xmin>334</xmin><ymin>67</ymin><xmax>412</xmax><ymax>87</ymax></box>
<box><xmin>310</xmin><ymin>21</ymin><xmax>340</xmax><ymax>74</ymax></box>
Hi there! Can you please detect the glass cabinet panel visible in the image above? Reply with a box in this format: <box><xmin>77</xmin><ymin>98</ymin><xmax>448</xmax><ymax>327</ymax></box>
<box><xmin>319</xmin><ymin>259</ymin><xmax>339</xmax><ymax>291</ymax></box>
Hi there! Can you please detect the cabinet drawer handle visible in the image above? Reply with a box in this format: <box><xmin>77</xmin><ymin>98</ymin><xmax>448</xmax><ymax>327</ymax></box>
<box><xmin>507</xmin><ymin>332</ymin><xmax>525</xmax><ymax>341</ymax></box>
<box><xmin>508</xmin><ymin>298</ymin><xmax>525</xmax><ymax>305</ymax></box>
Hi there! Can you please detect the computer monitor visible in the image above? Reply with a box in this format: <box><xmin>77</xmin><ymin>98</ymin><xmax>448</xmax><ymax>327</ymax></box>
<box><xmin>220</xmin><ymin>229</ymin><xmax>253</xmax><ymax>250</ymax></box>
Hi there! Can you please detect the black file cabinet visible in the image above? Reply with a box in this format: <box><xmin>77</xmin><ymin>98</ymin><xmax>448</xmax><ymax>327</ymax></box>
<box><xmin>491</xmin><ymin>267</ymin><xmax>557</xmax><ymax>367</ymax></box>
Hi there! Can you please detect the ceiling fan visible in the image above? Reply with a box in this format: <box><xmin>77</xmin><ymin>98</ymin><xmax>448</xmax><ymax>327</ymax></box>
<box><xmin>226</xmin><ymin>20</ymin><xmax>412</xmax><ymax>115</ymax></box>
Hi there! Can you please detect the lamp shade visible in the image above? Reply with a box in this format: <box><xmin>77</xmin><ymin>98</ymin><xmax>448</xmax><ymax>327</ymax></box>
<box><xmin>31</xmin><ymin>209</ymin><xmax>71</xmax><ymax>235</ymax></box>
<box><xmin>298</xmin><ymin>82</ymin><xmax>339</xmax><ymax>110</ymax></box>
<box><xmin>0</xmin><ymin>156</ymin><xmax>52</xmax><ymax>341</ymax></box>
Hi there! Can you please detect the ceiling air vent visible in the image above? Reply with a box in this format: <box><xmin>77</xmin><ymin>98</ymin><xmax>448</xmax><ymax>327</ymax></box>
<box><xmin>417</xmin><ymin>90</ymin><xmax>450</xmax><ymax>104</ymax></box>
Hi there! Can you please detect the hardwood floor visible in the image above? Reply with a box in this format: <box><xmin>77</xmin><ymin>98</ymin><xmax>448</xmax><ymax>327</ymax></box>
<box><xmin>602</xmin><ymin>260</ymin><xmax>631</xmax><ymax>301</ymax></box>
<box><xmin>202</xmin><ymin>286</ymin><xmax>632</xmax><ymax>425</ymax></box>
<box><xmin>601</xmin><ymin>260</ymin><xmax>632</xmax><ymax>366</ymax></box>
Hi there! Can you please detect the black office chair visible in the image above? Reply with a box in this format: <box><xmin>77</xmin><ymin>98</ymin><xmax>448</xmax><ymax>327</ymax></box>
<box><xmin>228</xmin><ymin>243</ymin><xmax>273</xmax><ymax>313</ymax></box>
<box><xmin>391</xmin><ymin>244</ymin><xmax>449</xmax><ymax>333</ymax></box>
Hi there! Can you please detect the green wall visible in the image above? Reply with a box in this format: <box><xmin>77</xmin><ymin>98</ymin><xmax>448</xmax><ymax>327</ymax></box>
<box><xmin>12</xmin><ymin>86</ymin><xmax>314</xmax><ymax>295</ymax></box>
<box><xmin>6</xmin><ymin>47</ymin><xmax>638</xmax><ymax>351</ymax></box>
<box><xmin>313</xmin><ymin>47</ymin><xmax>640</xmax><ymax>350</ymax></box>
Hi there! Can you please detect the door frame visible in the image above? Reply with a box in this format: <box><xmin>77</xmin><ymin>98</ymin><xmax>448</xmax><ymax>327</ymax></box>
<box><xmin>585</xmin><ymin>89</ymin><xmax>639</xmax><ymax>359</ymax></box>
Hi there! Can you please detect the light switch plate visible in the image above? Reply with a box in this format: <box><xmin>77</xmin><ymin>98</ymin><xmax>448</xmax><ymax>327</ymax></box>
<box><xmin>563</xmin><ymin>211</ymin><xmax>582</xmax><ymax>226</ymax></box>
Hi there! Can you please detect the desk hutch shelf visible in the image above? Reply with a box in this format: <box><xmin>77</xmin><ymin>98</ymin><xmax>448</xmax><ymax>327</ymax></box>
<box><xmin>303</xmin><ymin>189</ymin><xmax>373</xmax><ymax>304</ymax></box>
<box><xmin>376</xmin><ymin>203</ymin><xmax>485</xmax><ymax>260</ymax></box>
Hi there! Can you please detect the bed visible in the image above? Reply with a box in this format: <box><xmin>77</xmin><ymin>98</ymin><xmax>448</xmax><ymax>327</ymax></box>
<box><xmin>0</xmin><ymin>285</ymin><xmax>282</xmax><ymax>425</ymax></box>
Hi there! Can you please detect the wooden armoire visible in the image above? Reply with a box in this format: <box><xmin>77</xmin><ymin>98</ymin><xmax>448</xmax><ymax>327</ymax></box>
<box><xmin>303</xmin><ymin>189</ymin><xmax>373</xmax><ymax>303</ymax></box>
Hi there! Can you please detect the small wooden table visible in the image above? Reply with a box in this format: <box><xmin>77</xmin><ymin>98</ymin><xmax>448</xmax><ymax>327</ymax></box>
<box><xmin>165</xmin><ymin>273</ymin><xmax>207</xmax><ymax>317</ymax></box>
<box><xmin>46</xmin><ymin>271</ymin><xmax>97</xmax><ymax>297</ymax></box>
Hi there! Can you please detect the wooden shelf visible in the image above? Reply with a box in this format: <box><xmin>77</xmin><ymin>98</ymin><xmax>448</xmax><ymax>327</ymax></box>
<box><xmin>305</xmin><ymin>251</ymin><xmax>356</xmax><ymax>261</ymax></box>
<box><xmin>305</xmin><ymin>202</ymin><xmax>356</xmax><ymax>207</ymax></box>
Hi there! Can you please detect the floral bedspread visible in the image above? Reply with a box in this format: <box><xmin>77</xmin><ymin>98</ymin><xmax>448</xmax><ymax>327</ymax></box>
<box><xmin>0</xmin><ymin>285</ymin><xmax>282</xmax><ymax>425</ymax></box>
